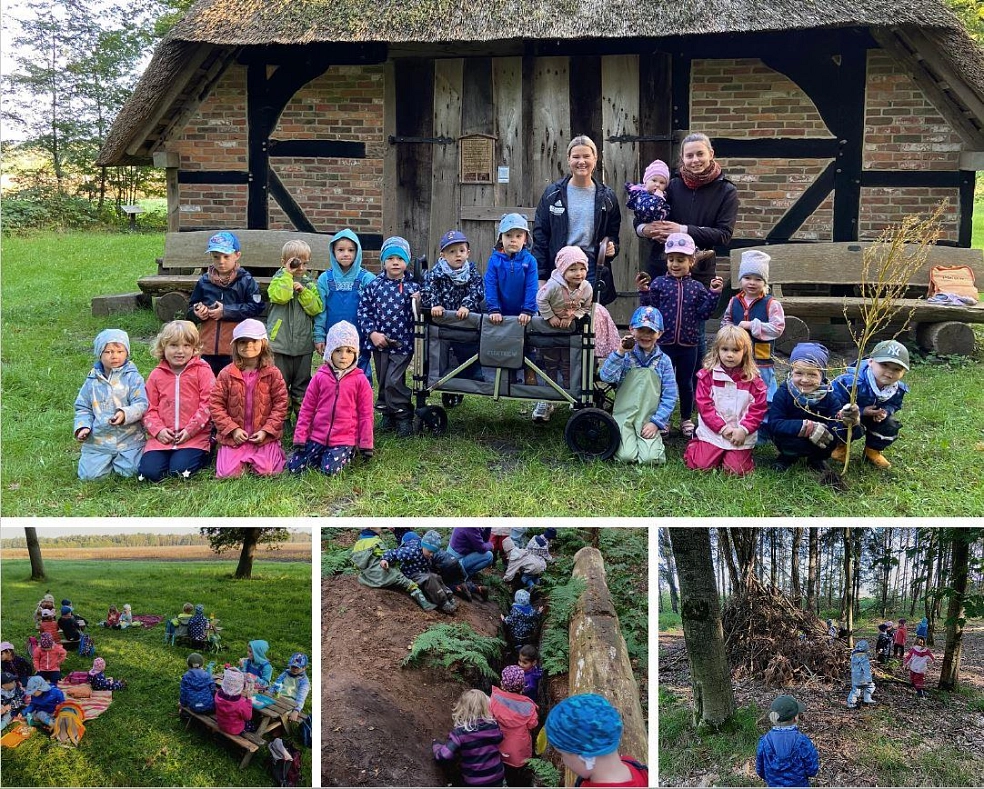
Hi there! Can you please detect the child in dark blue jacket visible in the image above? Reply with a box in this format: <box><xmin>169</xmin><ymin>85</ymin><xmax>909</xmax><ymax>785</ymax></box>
<box><xmin>484</xmin><ymin>214</ymin><xmax>538</xmax><ymax>325</ymax></box>
<box><xmin>755</xmin><ymin>695</ymin><xmax>819</xmax><ymax>787</ymax></box>
<box><xmin>180</xmin><ymin>652</ymin><xmax>216</xmax><ymax>714</ymax></box>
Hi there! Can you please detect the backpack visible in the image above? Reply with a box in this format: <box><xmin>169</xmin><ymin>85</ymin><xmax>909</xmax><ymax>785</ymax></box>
<box><xmin>298</xmin><ymin>715</ymin><xmax>312</xmax><ymax>749</ymax></box>
<box><xmin>51</xmin><ymin>700</ymin><xmax>87</xmax><ymax>746</ymax></box>
<box><xmin>78</xmin><ymin>633</ymin><xmax>95</xmax><ymax>658</ymax></box>
<box><xmin>928</xmin><ymin>265</ymin><xmax>978</xmax><ymax>302</ymax></box>
<box><xmin>270</xmin><ymin>738</ymin><xmax>302</xmax><ymax>787</ymax></box>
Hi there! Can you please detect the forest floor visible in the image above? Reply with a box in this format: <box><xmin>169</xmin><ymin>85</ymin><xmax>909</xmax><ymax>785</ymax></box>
<box><xmin>658</xmin><ymin>618</ymin><xmax>984</xmax><ymax>787</ymax></box>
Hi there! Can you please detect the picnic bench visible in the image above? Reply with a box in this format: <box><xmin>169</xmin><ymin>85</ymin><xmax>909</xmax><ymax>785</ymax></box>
<box><xmin>181</xmin><ymin>685</ymin><xmax>296</xmax><ymax>768</ymax></box>
<box><xmin>140</xmin><ymin>230</ymin><xmax>334</xmax><ymax>322</ymax></box>
<box><xmin>730</xmin><ymin>243</ymin><xmax>984</xmax><ymax>355</ymax></box>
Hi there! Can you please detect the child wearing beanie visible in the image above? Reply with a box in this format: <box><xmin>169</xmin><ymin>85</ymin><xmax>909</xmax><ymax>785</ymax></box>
<box><xmin>490</xmin><ymin>665</ymin><xmax>539</xmax><ymax>786</ymax></box>
<box><xmin>214</xmin><ymin>668</ymin><xmax>255</xmax><ymax>735</ymax></box>
<box><xmin>544</xmin><ymin>693</ymin><xmax>649</xmax><ymax>786</ymax></box>
<box><xmin>755</xmin><ymin>695</ymin><xmax>819</xmax><ymax>786</ymax></box>
<box><xmin>380</xmin><ymin>530</ymin><xmax>459</xmax><ymax>614</ymax></box>
<box><xmin>179</xmin><ymin>652</ymin><xmax>215</xmax><ymax>715</ymax></box>
<box><xmin>500</xmin><ymin>589</ymin><xmax>544</xmax><ymax>649</ymax></box>
<box><xmin>625</xmin><ymin>159</ymin><xmax>671</xmax><ymax>226</ymax></box>
<box><xmin>768</xmin><ymin>342</ymin><xmax>860</xmax><ymax>489</ymax></box>
<box><xmin>88</xmin><ymin>656</ymin><xmax>127</xmax><ymax>691</ymax></box>
<box><xmin>357</xmin><ymin>235</ymin><xmax>420</xmax><ymax>437</ymax></box>
<box><xmin>31</xmin><ymin>632</ymin><xmax>68</xmax><ymax>684</ymax></box>
<box><xmin>721</xmin><ymin>249</ymin><xmax>785</xmax><ymax>441</ymax></box>
<box><xmin>287</xmin><ymin>320</ymin><xmax>374</xmax><ymax>476</ymax></box>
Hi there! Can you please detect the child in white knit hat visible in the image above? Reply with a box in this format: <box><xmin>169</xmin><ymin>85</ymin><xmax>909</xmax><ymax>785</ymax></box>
<box><xmin>721</xmin><ymin>249</ymin><xmax>785</xmax><ymax>443</ymax></box>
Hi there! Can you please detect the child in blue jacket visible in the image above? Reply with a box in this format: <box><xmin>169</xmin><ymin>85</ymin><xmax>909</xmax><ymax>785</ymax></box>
<box><xmin>831</xmin><ymin>339</ymin><xmax>910</xmax><ymax>470</ymax></box>
<box><xmin>755</xmin><ymin>695</ymin><xmax>819</xmax><ymax>787</ymax></box>
<box><xmin>239</xmin><ymin>639</ymin><xmax>273</xmax><ymax>686</ymax></box>
<box><xmin>179</xmin><ymin>652</ymin><xmax>215</xmax><ymax>714</ymax></box>
<box><xmin>484</xmin><ymin>214</ymin><xmax>538</xmax><ymax>324</ymax></box>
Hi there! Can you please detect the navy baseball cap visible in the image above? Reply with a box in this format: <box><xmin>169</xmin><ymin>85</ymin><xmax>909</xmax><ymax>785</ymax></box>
<box><xmin>440</xmin><ymin>230</ymin><xmax>469</xmax><ymax>250</ymax></box>
<box><xmin>206</xmin><ymin>231</ymin><xmax>240</xmax><ymax>254</ymax></box>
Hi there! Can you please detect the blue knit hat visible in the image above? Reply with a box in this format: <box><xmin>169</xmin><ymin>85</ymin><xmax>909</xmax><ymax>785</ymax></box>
<box><xmin>514</xmin><ymin>589</ymin><xmax>531</xmax><ymax>607</ymax></box>
<box><xmin>421</xmin><ymin>530</ymin><xmax>443</xmax><ymax>552</ymax></box>
<box><xmin>545</xmin><ymin>694</ymin><xmax>623</xmax><ymax>757</ymax></box>
<box><xmin>380</xmin><ymin>236</ymin><xmax>411</xmax><ymax>265</ymax></box>
<box><xmin>401</xmin><ymin>531</ymin><xmax>421</xmax><ymax>545</ymax></box>
<box><xmin>789</xmin><ymin>342</ymin><xmax>829</xmax><ymax>369</ymax></box>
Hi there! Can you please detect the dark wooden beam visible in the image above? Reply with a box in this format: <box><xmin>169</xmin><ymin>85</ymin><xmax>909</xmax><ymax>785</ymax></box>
<box><xmin>713</xmin><ymin>138</ymin><xmax>840</xmax><ymax>159</ymax></box>
<box><xmin>394</xmin><ymin>59</ymin><xmax>435</xmax><ymax>257</ymax></box>
<box><xmin>859</xmin><ymin>171</ymin><xmax>965</xmax><ymax>188</ymax></box>
<box><xmin>177</xmin><ymin>170</ymin><xmax>250</xmax><ymax>184</ymax></box>
<box><xmin>237</xmin><ymin>42</ymin><xmax>387</xmax><ymax>66</ymax></box>
<box><xmin>247</xmin><ymin>62</ymin><xmax>273</xmax><ymax>229</ymax></box>
<box><xmin>767</xmin><ymin>161</ymin><xmax>837</xmax><ymax>242</ymax></box>
<box><xmin>268</xmin><ymin>139</ymin><xmax>366</xmax><ymax>158</ymax></box>
<box><xmin>671</xmin><ymin>52</ymin><xmax>691</xmax><ymax>132</ymax></box>
<box><xmin>267</xmin><ymin>168</ymin><xmax>316</xmax><ymax>233</ymax></box>
<box><xmin>461</xmin><ymin>57</ymin><xmax>494</xmax><ymax>137</ymax></box>
<box><xmin>569</xmin><ymin>54</ymin><xmax>602</xmax><ymax>144</ymax></box>
<box><xmin>639</xmin><ymin>53</ymin><xmax>673</xmax><ymax>173</ymax></box>
<box><xmin>958</xmin><ymin>171</ymin><xmax>975</xmax><ymax>248</ymax></box>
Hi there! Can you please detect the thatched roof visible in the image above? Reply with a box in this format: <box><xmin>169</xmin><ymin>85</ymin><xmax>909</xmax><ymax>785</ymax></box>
<box><xmin>98</xmin><ymin>0</ymin><xmax>984</xmax><ymax>165</ymax></box>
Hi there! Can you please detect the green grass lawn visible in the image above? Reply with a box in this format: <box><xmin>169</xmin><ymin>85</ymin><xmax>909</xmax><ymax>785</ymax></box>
<box><xmin>2</xmin><ymin>231</ymin><xmax>983</xmax><ymax>516</ymax></box>
<box><xmin>0</xmin><ymin>558</ymin><xmax>311</xmax><ymax>787</ymax></box>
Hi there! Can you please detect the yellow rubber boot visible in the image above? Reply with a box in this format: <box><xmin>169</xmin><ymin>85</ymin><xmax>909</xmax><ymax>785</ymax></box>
<box><xmin>830</xmin><ymin>443</ymin><xmax>848</xmax><ymax>464</ymax></box>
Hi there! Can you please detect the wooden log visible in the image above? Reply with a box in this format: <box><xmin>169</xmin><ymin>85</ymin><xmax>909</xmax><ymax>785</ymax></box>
<box><xmin>91</xmin><ymin>292</ymin><xmax>150</xmax><ymax>317</ymax></box>
<box><xmin>776</xmin><ymin>315</ymin><xmax>810</xmax><ymax>355</ymax></box>
<box><xmin>916</xmin><ymin>320</ymin><xmax>976</xmax><ymax>356</ymax></box>
<box><xmin>154</xmin><ymin>291</ymin><xmax>191</xmax><ymax>322</ymax></box>
<box><xmin>569</xmin><ymin>546</ymin><xmax>647</xmax><ymax>782</ymax></box>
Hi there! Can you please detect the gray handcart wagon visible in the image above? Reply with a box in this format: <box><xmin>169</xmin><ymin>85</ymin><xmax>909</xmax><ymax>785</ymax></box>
<box><xmin>410</xmin><ymin>300</ymin><xmax>620</xmax><ymax>460</ymax></box>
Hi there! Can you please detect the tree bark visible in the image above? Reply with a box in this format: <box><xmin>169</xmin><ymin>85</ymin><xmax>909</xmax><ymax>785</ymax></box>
<box><xmin>717</xmin><ymin>528</ymin><xmax>740</xmax><ymax>593</ymax></box>
<box><xmin>841</xmin><ymin>527</ymin><xmax>854</xmax><ymax>647</ymax></box>
<box><xmin>730</xmin><ymin>527</ymin><xmax>759</xmax><ymax>588</ymax></box>
<box><xmin>790</xmin><ymin>527</ymin><xmax>802</xmax><ymax>606</ymax></box>
<box><xmin>806</xmin><ymin>528</ymin><xmax>818</xmax><ymax>613</ymax></box>
<box><xmin>669</xmin><ymin>528</ymin><xmax>736</xmax><ymax>731</ymax></box>
<box><xmin>924</xmin><ymin>529</ymin><xmax>937</xmax><ymax>646</ymax></box>
<box><xmin>658</xmin><ymin>528</ymin><xmax>680</xmax><ymax>614</ymax></box>
<box><xmin>234</xmin><ymin>530</ymin><xmax>260</xmax><ymax>579</ymax></box>
<box><xmin>938</xmin><ymin>533</ymin><xmax>970</xmax><ymax>690</ymax></box>
<box><xmin>26</xmin><ymin>528</ymin><xmax>46</xmax><ymax>581</ymax></box>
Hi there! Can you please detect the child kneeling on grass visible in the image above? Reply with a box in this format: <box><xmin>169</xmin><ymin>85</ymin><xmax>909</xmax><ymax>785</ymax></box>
<box><xmin>544</xmin><ymin>693</ymin><xmax>649</xmax><ymax>787</ymax></box>
<box><xmin>433</xmin><ymin>689</ymin><xmax>505</xmax><ymax>787</ymax></box>
<box><xmin>180</xmin><ymin>652</ymin><xmax>215</xmax><ymax>715</ymax></box>
<box><xmin>755</xmin><ymin>695</ymin><xmax>819</xmax><ymax>787</ymax></box>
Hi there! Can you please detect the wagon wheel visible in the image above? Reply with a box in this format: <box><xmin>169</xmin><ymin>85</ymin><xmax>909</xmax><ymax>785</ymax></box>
<box><xmin>441</xmin><ymin>393</ymin><xmax>464</xmax><ymax>409</ymax></box>
<box><xmin>564</xmin><ymin>407</ymin><xmax>619</xmax><ymax>461</ymax></box>
<box><xmin>155</xmin><ymin>291</ymin><xmax>190</xmax><ymax>322</ymax></box>
<box><xmin>414</xmin><ymin>405</ymin><xmax>449</xmax><ymax>436</ymax></box>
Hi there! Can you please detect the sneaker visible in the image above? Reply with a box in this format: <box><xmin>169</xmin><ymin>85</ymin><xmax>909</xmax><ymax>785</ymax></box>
<box><xmin>864</xmin><ymin>447</ymin><xmax>892</xmax><ymax>470</ymax></box>
<box><xmin>532</xmin><ymin>402</ymin><xmax>555</xmax><ymax>423</ymax></box>
<box><xmin>771</xmin><ymin>454</ymin><xmax>797</xmax><ymax>472</ymax></box>
<box><xmin>830</xmin><ymin>443</ymin><xmax>848</xmax><ymax>464</ymax></box>
<box><xmin>680</xmin><ymin>419</ymin><xmax>696</xmax><ymax>440</ymax></box>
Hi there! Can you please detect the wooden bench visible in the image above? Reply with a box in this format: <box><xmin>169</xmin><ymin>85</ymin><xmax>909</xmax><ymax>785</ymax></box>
<box><xmin>730</xmin><ymin>242</ymin><xmax>984</xmax><ymax>355</ymax></box>
<box><xmin>141</xmin><ymin>230</ymin><xmax>335</xmax><ymax>321</ymax></box>
<box><xmin>181</xmin><ymin>707</ymin><xmax>269</xmax><ymax>768</ymax></box>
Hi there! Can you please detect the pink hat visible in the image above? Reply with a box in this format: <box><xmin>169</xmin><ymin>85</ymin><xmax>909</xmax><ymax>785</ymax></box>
<box><xmin>91</xmin><ymin>657</ymin><xmax>106</xmax><ymax>673</ymax></box>
<box><xmin>554</xmin><ymin>246</ymin><xmax>589</xmax><ymax>276</ymax></box>
<box><xmin>501</xmin><ymin>665</ymin><xmax>526</xmax><ymax>693</ymax></box>
<box><xmin>232</xmin><ymin>319</ymin><xmax>267</xmax><ymax>342</ymax></box>
<box><xmin>644</xmin><ymin>159</ymin><xmax>670</xmax><ymax>184</ymax></box>
<box><xmin>664</xmin><ymin>232</ymin><xmax>696</xmax><ymax>257</ymax></box>
<box><xmin>221</xmin><ymin>668</ymin><xmax>245</xmax><ymax>696</ymax></box>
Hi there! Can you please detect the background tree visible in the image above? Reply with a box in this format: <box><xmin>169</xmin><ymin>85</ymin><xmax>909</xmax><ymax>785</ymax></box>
<box><xmin>669</xmin><ymin>528</ymin><xmax>736</xmax><ymax>730</ymax></box>
<box><xmin>937</xmin><ymin>529</ymin><xmax>984</xmax><ymax>690</ymax></box>
<box><xmin>790</xmin><ymin>527</ymin><xmax>802</xmax><ymax>605</ymax></box>
<box><xmin>840</xmin><ymin>527</ymin><xmax>854</xmax><ymax>647</ymax></box>
<box><xmin>806</xmin><ymin>528</ymin><xmax>819</xmax><ymax>612</ymax></box>
<box><xmin>658</xmin><ymin>528</ymin><xmax>679</xmax><ymax>614</ymax></box>
<box><xmin>200</xmin><ymin>528</ymin><xmax>289</xmax><ymax>579</ymax></box>
<box><xmin>25</xmin><ymin>527</ymin><xmax>45</xmax><ymax>581</ymax></box>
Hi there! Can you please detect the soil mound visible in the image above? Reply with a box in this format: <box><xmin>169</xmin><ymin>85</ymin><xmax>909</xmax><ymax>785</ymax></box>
<box><xmin>722</xmin><ymin>579</ymin><xmax>845</xmax><ymax>686</ymax></box>
<box><xmin>322</xmin><ymin>573</ymin><xmax>503</xmax><ymax>787</ymax></box>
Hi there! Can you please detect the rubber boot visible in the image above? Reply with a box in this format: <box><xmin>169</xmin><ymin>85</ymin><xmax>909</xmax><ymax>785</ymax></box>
<box><xmin>453</xmin><ymin>584</ymin><xmax>473</xmax><ymax>602</ymax></box>
<box><xmin>440</xmin><ymin>598</ymin><xmax>458</xmax><ymax>615</ymax></box>
<box><xmin>864</xmin><ymin>447</ymin><xmax>891</xmax><ymax>469</ymax></box>
<box><xmin>470</xmin><ymin>583</ymin><xmax>489</xmax><ymax>602</ymax></box>
<box><xmin>410</xmin><ymin>589</ymin><xmax>437</xmax><ymax>611</ymax></box>
<box><xmin>830</xmin><ymin>443</ymin><xmax>848</xmax><ymax>464</ymax></box>
<box><xmin>396</xmin><ymin>418</ymin><xmax>414</xmax><ymax>438</ymax></box>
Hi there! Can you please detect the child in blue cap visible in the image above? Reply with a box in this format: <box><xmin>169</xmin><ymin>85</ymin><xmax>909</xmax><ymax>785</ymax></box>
<box><xmin>544</xmin><ymin>694</ymin><xmax>648</xmax><ymax>786</ymax></box>
<box><xmin>272</xmin><ymin>652</ymin><xmax>310</xmax><ymax>721</ymax></box>
<box><xmin>357</xmin><ymin>235</ymin><xmax>420</xmax><ymax>437</ymax></box>
<box><xmin>599</xmin><ymin>306</ymin><xmax>678</xmax><ymax>464</ymax></box>
<box><xmin>188</xmin><ymin>231</ymin><xmax>264</xmax><ymax>376</ymax></box>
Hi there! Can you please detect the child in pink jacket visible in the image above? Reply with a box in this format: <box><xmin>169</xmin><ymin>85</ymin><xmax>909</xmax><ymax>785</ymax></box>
<box><xmin>287</xmin><ymin>320</ymin><xmax>374</xmax><ymax>476</ymax></box>
<box><xmin>139</xmin><ymin>320</ymin><xmax>216</xmax><ymax>482</ymax></box>
<box><xmin>214</xmin><ymin>668</ymin><xmax>254</xmax><ymax>735</ymax></box>
<box><xmin>489</xmin><ymin>665</ymin><xmax>539</xmax><ymax>787</ymax></box>
<box><xmin>903</xmin><ymin>636</ymin><xmax>935</xmax><ymax>698</ymax></box>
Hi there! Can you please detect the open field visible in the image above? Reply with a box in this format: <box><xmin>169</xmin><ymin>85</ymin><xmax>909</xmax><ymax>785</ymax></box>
<box><xmin>0</xmin><ymin>558</ymin><xmax>312</xmax><ymax>787</ymax></box>
<box><xmin>0</xmin><ymin>543</ymin><xmax>313</xmax><ymax>562</ymax></box>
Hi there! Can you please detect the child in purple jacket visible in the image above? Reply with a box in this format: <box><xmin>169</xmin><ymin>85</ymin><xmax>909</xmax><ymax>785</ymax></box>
<box><xmin>448</xmin><ymin>527</ymin><xmax>494</xmax><ymax>581</ymax></box>
<box><xmin>433</xmin><ymin>689</ymin><xmax>505</xmax><ymax>786</ymax></box>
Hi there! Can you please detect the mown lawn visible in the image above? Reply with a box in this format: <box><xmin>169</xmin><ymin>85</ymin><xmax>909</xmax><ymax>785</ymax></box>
<box><xmin>2</xmin><ymin>231</ymin><xmax>983</xmax><ymax>516</ymax></box>
<box><xmin>0</xmin><ymin>558</ymin><xmax>312</xmax><ymax>787</ymax></box>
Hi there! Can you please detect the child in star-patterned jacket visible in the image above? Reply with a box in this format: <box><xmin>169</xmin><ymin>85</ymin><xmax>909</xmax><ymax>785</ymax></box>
<box><xmin>421</xmin><ymin>229</ymin><xmax>486</xmax><ymax>381</ymax></box>
<box><xmin>625</xmin><ymin>159</ymin><xmax>670</xmax><ymax>226</ymax></box>
<box><xmin>380</xmin><ymin>530</ymin><xmax>458</xmax><ymax>614</ymax></box>
<box><xmin>88</xmin><ymin>657</ymin><xmax>127</xmax><ymax>691</ymax></box>
<box><xmin>358</xmin><ymin>236</ymin><xmax>420</xmax><ymax>438</ymax></box>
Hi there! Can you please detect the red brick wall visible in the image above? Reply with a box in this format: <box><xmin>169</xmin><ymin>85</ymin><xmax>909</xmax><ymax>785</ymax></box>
<box><xmin>689</xmin><ymin>53</ymin><xmax>963</xmax><ymax>242</ymax></box>
<box><xmin>169</xmin><ymin>63</ymin><xmax>385</xmax><ymax>247</ymax></box>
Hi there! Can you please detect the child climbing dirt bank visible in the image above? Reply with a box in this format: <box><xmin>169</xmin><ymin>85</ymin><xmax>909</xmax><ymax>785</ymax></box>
<box><xmin>322</xmin><ymin>527</ymin><xmax>650</xmax><ymax>787</ymax></box>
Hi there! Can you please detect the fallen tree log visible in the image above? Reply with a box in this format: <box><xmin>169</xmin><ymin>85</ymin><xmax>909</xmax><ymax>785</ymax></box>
<box><xmin>568</xmin><ymin>546</ymin><xmax>647</xmax><ymax>782</ymax></box>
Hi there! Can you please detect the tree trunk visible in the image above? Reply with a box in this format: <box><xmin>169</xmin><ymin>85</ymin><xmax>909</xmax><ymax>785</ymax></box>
<box><xmin>880</xmin><ymin>528</ymin><xmax>890</xmax><ymax>618</ymax></box>
<box><xmin>730</xmin><ymin>527</ymin><xmax>759</xmax><ymax>588</ymax></box>
<box><xmin>841</xmin><ymin>527</ymin><xmax>854</xmax><ymax>647</ymax></box>
<box><xmin>790</xmin><ymin>528</ymin><xmax>802</xmax><ymax>605</ymax></box>
<box><xmin>669</xmin><ymin>528</ymin><xmax>736</xmax><ymax>731</ymax></box>
<box><xmin>234</xmin><ymin>530</ymin><xmax>260</xmax><ymax>579</ymax></box>
<box><xmin>909</xmin><ymin>529</ymin><xmax>921</xmax><ymax>619</ymax></box>
<box><xmin>717</xmin><ymin>528</ymin><xmax>741</xmax><ymax>593</ymax></box>
<box><xmin>569</xmin><ymin>548</ymin><xmax>648</xmax><ymax>765</ymax></box>
<box><xmin>806</xmin><ymin>528</ymin><xmax>818</xmax><ymax>613</ymax></box>
<box><xmin>938</xmin><ymin>533</ymin><xmax>970</xmax><ymax>690</ymax></box>
<box><xmin>26</xmin><ymin>528</ymin><xmax>46</xmax><ymax>581</ymax></box>
<box><xmin>588</xmin><ymin>527</ymin><xmax>601</xmax><ymax>550</ymax></box>
<box><xmin>658</xmin><ymin>528</ymin><xmax>679</xmax><ymax>614</ymax></box>
<box><xmin>769</xmin><ymin>528</ymin><xmax>778</xmax><ymax>589</ymax></box>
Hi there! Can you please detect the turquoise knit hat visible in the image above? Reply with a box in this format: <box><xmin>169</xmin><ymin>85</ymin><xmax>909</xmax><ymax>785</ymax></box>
<box><xmin>545</xmin><ymin>693</ymin><xmax>623</xmax><ymax>757</ymax></box>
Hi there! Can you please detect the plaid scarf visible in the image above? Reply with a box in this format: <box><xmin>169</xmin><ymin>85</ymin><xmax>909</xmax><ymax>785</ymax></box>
<box><xmin>680</xmin><ymin>160</ymin><xmax>722</xmax><ymax>190</ymax></box>
<box><xmin>207</xmin><ymin>264</ymin><xmax>239</xmax><ymax>288</ymax></box>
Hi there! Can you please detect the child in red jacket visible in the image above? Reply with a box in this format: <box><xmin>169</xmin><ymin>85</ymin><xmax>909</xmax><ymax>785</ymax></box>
<box><xmin>214</xmin><ymin>668</ymin><xmax>255</xmax><ymax>735</ymax></box>
<box><xmin>31</xmin><ymin>633</ymin><xmax>67</xmax><ymax>684</ymax></box>
<box><xmin>490</xmin><ymin>665</ymin><xmax>539</xmax><ymax>787</ymax></box>
<box><xmin>287</xmin><ymin>320</ymin><xmax>374</xmax><ymax>476</ymax></box>
<box><xmin>139</xmin><ymin>320</ymin><xmax>216</xmax><ymax>482</ymax></box>
<box><xmin>893</xmin><ymin>618</ymin><xmax>908</xmax><ymax>659</ymax></box>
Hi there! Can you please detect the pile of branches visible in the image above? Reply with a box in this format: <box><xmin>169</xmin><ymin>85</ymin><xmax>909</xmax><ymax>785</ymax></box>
<box><xmin>722</xmin><ymin>577</ymin><xmax>845</xmax><ymax>687</ymax></box>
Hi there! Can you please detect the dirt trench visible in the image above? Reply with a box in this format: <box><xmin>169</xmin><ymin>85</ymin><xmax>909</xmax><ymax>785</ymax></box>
<box><xmin>322</xmin><ymin>574</ymin><xmax>509</xmax><ymax>787</ymax></box>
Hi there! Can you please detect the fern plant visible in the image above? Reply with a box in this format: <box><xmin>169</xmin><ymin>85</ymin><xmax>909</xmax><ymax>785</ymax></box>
<box><xmin>402</xmin><ymin>624</ymin><xmax>504</xmax><ymax>681</ymax></box>
<box><xmin>525</xmin><ymin>757</ymin><xmax>562</xmax><ymax>787</ymax></box>
<box><xmin>321</xmin><ymin>546</ymin><xmax>356</xmax><ymax>577</ymax></box>
<box><xmin>539</xmin><ymin>577</ymin><xmax>586</xmax><ymax>676</ymax></box>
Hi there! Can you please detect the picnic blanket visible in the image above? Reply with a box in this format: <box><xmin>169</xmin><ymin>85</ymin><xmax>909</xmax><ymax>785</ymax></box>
<box><xmin>132</xmin><ymin>615</ymin><xmax>164</xmax><ymax>628</ymax></box>
<box><xmin>55</xmin><ymin>682</ymin><xmax>114</xmax><ymax>720</ymax></box>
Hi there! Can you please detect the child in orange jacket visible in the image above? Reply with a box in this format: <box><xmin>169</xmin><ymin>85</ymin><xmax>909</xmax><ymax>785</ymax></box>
<box><xmin>32</xmin><ymin>633</ymin><xmax>67</xmax><ymax>684</ymax></box>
